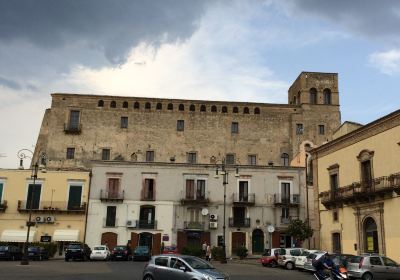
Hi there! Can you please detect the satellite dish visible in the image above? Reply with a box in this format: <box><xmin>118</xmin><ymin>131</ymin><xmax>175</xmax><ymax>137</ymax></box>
<box><xmin>267</xmin><ymin>225</ymin><xmax>275</xmax><ymax>233</ymax></box>
<box><xmin>201</xmin><ymin>208</ymin><xmax>209</xmax><ymax>216</ymax></box>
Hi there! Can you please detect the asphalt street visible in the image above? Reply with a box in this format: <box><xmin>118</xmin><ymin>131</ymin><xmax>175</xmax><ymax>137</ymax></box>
<box><xmin>0</xmin><ymin>259</ymin><xmax>315</xmax><ymax>280</ymax></box>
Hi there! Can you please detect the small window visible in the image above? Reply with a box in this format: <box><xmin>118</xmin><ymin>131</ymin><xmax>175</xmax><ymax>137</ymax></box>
<box><xmin>145</xmin><ymin>102</ymin><xmax>151</xmax><ymax>109</ymax></box>
<box><xmin>167</xmin><ymin>103</ymin><xmax>173</xmax><ymax>110</ymax></box>
<box><xmin>222</xmin><ymin>106</ymin><xmax>228</xmax><ymax>113</ymax></box>
<box><xmin>177</xmin><ymin>120</ymin><xmax>184</xmax><ymax>131</ymax></box>
<box><xmin>330</xmin><ymin>173</ymin><xmax>339</xmax><ymax>191</ymax></box>
<box><xmin>146</xmin><ymin>151</ymin><xmax>154</xmax><ymax>162</ymax></box>
<box><xmin>105</xmin><ymin>206</ymin><xmax>116</xmax><ymax>227</ymax></box>
<box><xmin>121</xmin><ymin>117</ymin><xmax>128</xmax><ymax>128</ymax></box>
<box><xmin>179</xmin><ymin>104</ymin><xmax>185</xmax><ymax>111</ymax></box>
<box><xmin>102</xmin><ymin>149</ymin><xmax>110</xmax><ymax>161</ymax></box>
<box><xmin>319</xmin><ymin>125</ymin><xmax>325</xmax><ymax>135</ymax></box>
<box><xmin>309</xmin><ymin>88</ymin><xmax>317</xmax><ymax>104</ymax></box>
<box><xmin>233</xmin><ymin>107</ymin><xmax>238</xmax><ymax>113</ymax></box>
<box><xmin>134</xmin><ymin>102</ymin><xmax>140</xmax><ymax>109</ymax></box>
<box><xmin>189</xmin><ymin>104</ymin><xmax>195</xmax><ymax>111</ymax></box>
<box><xmin>122</xmin><ymin>101</ymin><xmax>128</xmax><ymax>108</ymax></box>
<box><xmin>243</xmin><ymin>107</ymin><xmax>249</xmax><ymax>114</ymax></box>
<box><xmin>333</xmin><ymin>210</ymin><xmax>338</xmax><ymax>222</ymax></box>
<box><xmin>296</xmin><ymin>124</ymin><xmax>304</xmax><ymax>135</ymax></box>
<box><xmin>231</xmin><ymin>122</ymin><xmax>239</xmax><ymax>134</ymax></box>
<box><xmin>66</xmin><ymin>148</ymin><xmax>75</xmax><ymax>159</ymax></box>
<box><xmin>248</xmin><ymin>155</ymin><xmax>257</xmax><ymax>165</ymax></box>
<box><xmin>110</xmin><ymin>101</ymin><xmax>116</xmax><ymax>108</ymax></box>
<box><xmin>155</xmin><ymin>257</ymin><xmax>169</xmax><ymax>267</ymax></box>
<box><xmin>98</xmin><ymin>100</ymin><xmax>104</xmax><ymax>107</ymax></box>
<box><xmin>200</xmin><ymin>105</ymin><xmax>206</xmax><ymax>112</ymax></box>
<box><xmin>211</xmin><ymin>105</ymin><xmax>217</xmax><ymax>112</ymax></box>
<box><xmin>281</xmin><ymin>153</ymin><xmax>289</xmax><ymax>166</ymax></box>
<box><xmin>156</xmin><ymin>103</ymin><xmax>162</xmax><ymax>110</ymax></box>
<box><xmin>187</xmin><ymin>152</ymin><xmax>197</xmax><ymax>164</ymax></box>
<box><xmin>324</xmin><ymin>88</ymin><xmax>332</xmax><ymax>105</ymax></box>
<box><xmin>254</xmin><ymin>107</ymin><xmax>260</xmax><ymax>114</ymax></box>
<box><xmin>226</xmin><ymin>154</ymin><xmax>235</xmax><ymax>165</ymax></box>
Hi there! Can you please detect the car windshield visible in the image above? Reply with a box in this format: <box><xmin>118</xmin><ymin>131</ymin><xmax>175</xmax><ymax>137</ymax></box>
<box><xmin>94</xmin><ymin>246</ymin><xmax>106</xmax><ymax>250</ymax></box>
<box><xmin>28</xmin><ymin>247</ymin><xmax>39</xmax><ymax>252</ymax></box>
<box><xmin>68</xmin><ymin>244</ymin><xmax>82</xmax><ymax>249</ymax></box>
<box><xmin>0</xmin><ymin>246</ymin><xmax>9</xmax><ymax>251</ymax></box>
<box><xmin>164</xmin><ymin>246</ymin><xmax>176</xmax><ymax>251</ymax></box>
<box><xmin>182</xmin><ymin>257</ymin><xmax>214</xmax><ymax>269</ymax></box>
<box><xmin>114</xmin><ymin>246</ymin><xmax>127</xmax><ymax>251</ymax></box>
<box><xmin>135</xmin><ymin>247</ymin><xmax>148</xmax><ymax>252</ymax></box>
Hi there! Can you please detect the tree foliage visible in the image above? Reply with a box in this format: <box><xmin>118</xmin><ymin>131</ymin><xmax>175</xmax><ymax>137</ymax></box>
<box><xmin>286</xmin><ymin>219</ymin><xmax>313</xmax><ymax>242</ymax></box>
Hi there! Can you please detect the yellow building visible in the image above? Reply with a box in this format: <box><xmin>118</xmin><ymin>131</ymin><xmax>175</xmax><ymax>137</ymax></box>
<box><xmin>0</xmin><ymin>168</ymin><xmax>90</xmax><ymax>257</ymax></box>
<box><xmin>311</xmin><ymin>110</ymin><xmax>400</xmax><ymax>261</ymax></box>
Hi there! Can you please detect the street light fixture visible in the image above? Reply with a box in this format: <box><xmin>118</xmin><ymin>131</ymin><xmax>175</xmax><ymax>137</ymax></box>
<box><xmin>17</xmin><ymin>149</ymin><xmax>47</xmax><ymax>265</ymax></box>
<box><xmin>214</xmin><ymin>157</ymin><xmax>239</xmax><ymax>264</ymax></box>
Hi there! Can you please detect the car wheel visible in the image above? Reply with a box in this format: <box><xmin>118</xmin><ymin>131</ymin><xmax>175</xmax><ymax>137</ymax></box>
<box><xmin>285</xmin><ymin>262</ymin><xmax>294</xmax><ymax>270</ymax></box>
<box><xmin>262</xmin><ymin>263</ymin><xmax>267</xmax><ymax>267</ymax></box>
<box><xmin>39</xmin><ymin>255</ymin><xmax>43</xmax><ymax>261</ymax></box>
<box><xmin>270</xmin><ymin>260</ymin><xmax>277</xmax><ymax>268</ymax></box>
<box><xmin>362</xmin><ymin>273</ymin><xmax>373</xmax><ymax>280</ymax></box>
<box><xmin>143</xmin><ymin>275</ymin><xmax>153</xmax><ymax>280</ymax></box>
<box><xmin>65</xmin><ymin>258</ymin><xmax>69</xmax><ymax>262</ymax></box>
<box><xmin>12</xmin><ymin>255</ymin><xmax>15</xmax><ymax>261</ymax></box>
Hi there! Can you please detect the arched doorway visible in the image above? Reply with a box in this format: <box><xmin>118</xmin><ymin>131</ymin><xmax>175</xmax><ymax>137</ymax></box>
<box><xmin>364</xmin><ymin>217</ymin><xmax>378</xmax><ymax>253</ymax></box>
<box><xmin>101</xmin><ymin>232</ymin><xmax>118</xmax><ymax>250</ymax></box>
<box><xmin>252</xmin><ymin>229</ymin><xmax>264</xmax><ymax>254</ymax></box>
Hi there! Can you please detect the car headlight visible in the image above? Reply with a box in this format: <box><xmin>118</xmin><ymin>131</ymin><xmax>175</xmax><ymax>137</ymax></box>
<box><xmin>202</xmin><ymin>274</ymin><xmax>214</xmax><ymax>280</ymax></box>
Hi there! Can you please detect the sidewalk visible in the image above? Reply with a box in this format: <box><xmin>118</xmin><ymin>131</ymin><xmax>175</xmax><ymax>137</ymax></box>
<box><xmin>214</xmin><ymin>256</ymin><xmax>261</xmax><ymax>266</ymax></box>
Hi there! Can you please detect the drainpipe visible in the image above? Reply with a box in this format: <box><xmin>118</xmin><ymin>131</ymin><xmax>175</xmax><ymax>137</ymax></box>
<box><xmin>83</xmin><ymin>170</ymin><xmax>92</xmax><ymax>244</ymax></box>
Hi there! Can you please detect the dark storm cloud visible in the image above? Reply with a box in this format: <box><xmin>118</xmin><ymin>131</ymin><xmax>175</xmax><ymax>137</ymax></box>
<box><xmin>0</xmin><ymin>0</ymin><xmax>211</xmax><ymax>64</ymax></box>
<box><xmin>285</xmin><ymin>0</ymin><xmax>400</xmax><ymax>41</ymax></box>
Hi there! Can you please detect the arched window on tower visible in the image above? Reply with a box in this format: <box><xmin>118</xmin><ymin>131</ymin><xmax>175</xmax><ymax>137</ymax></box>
<box><xmin>167</xmin><ymin>103</ymin><xmax>173</xmax><ymax>110</ymax></box>
<box><xmin>134</xmin><ymin>101</ymin><xmax>140</xmax><ymax>109</ymax></box>
<box><xmin>323</xmin><ymin>88</ymin><xmax>332</xmax><ymax>105</ymax></box>
<box><xmin>110</xmin><ymin>101</ymin><xmax>116</xmax><ymax>108</ymax></box>
<box><xmin>243</xmin><ymin>107</ymin><xmax>249</xmax><ymax>114</ymax></box>
<box><xmin>156</xmin><ymin>103</ymin><xmax>162</xmax><ymax>110</ymax></box>
<box><xmin>145</xmin><ymin>102</ymin><xmax>151</xmax><ymax>109</ymax></box>
<box><xmin>200</xmin><ymin>105</ymin><xmax>206</xmax><ymax>112</ymax></box>
<box><xmin>211</xmin><ymin>105</ymin><xmax>217</xmax><ymax>112</ymax></box>
<box><xmin>189</xmin><ymin>104</ymin><xmax>195</xmax><ymax>112</ymax></box>
<box><xmin>122</xmin><ymin>101</ymin><xmax>128</xmax><ymax>108</ymax></box>
<box><xmin>233</xmin><ymin>107</ymin><xmax>238</xmax><ymax>113</ymax></box>
<box><xmin>254</xmin><ymin>107</ymin><xmax>260</xmax><ymax>114</ymax></box>
<box><xmin>179</xmin><ymin>104</ymin><xmax>185</xmax><ymax>111</ymax></box>
<box><xmin>221</xmin><ymin>106</ymin><xmax>228</xmax><ymax>113</ymax></box>
<box><xmin>297</xmin><ymin>91</ymin><xmax>301</xmax><ymax>105</ymax></box>
<box><xmin>309</xmin><ymin>88</ymin><xmax>317</xmax><ymax>104</ymax></box>
<box><xmin>98</xmin><ymin>100</ymin><xmax>104</xmax><ymax>107</ymax></box>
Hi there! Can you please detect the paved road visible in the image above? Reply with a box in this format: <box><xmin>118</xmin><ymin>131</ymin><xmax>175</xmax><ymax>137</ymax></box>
<box><xmin>0</xmin><ymin>260</ymin><xmax>315</xmax><ymax>280</ymax></box>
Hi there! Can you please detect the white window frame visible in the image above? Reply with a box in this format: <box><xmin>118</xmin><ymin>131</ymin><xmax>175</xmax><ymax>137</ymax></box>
<box><xmin>66</xmin><ymin>181</ymin><xmax>85</xmax><ymax>207</ymax></box>
<box><xmin>278</xmin><ymin>179</ymin><xmax>296</xmax><ymax>203</ymax></box>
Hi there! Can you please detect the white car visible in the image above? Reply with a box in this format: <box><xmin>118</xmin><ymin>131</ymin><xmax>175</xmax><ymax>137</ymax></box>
<box><xmin>90</xmin><ymin>245</ymin><xmax>110</xmax><ymax>261</ymax></box>
<box><xmin>277</xmin><ymin>248</ymin><xmax>307</xmax><ymax>270</ymax></box>
<box><xmin>295</xmin><ymin>250</ymin><xmax>325</xmax><ymax>270</ymax></box>
<box><xmin>303</xmin><ymin>251</ymin><xmax>327</xmax><ymax>272</ymax></box>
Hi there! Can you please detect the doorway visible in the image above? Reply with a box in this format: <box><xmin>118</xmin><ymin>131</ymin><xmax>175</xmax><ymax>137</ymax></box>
<box><xmin>252</xmin><ymin>229</ymin><xmax>264</xmax><ymax>254</ymax></box>
<box><xmin>364</xmin><ymin>217</ymin><xmax>378</xmax><ymax>253</ymax></box>
<box><xmin>232</xmin><ymin>232</ymin><xmax>246</xmax><ymax>255</ymax></box>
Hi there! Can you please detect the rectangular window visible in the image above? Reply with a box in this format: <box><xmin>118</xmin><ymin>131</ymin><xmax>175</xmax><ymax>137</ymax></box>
<box><xmin>155</xmin><ymin>257</ymin><xmax>169</xmax><ymax>267</ymax></box>
<box><xmin>186</xmin><ymin>180</ymin><xmax>195</xmax><ymax>199</ymax></box>
<box><xmin>69</xmin><ymin>110</ymin><xmax>80</xmax><ymax>129</ymax></box>
<box><xmin>282</xmin><ymin>207</ymin><xmax>290</xmax><ymax>218</ymax></box>
<box><xmin>226</xmin><ymin>154</ymin><xmax>235</xmax><ymax>165</ymax></box>
<box><xmin>231</xmin><ymin>122</ymin><xmax>239</xmax><ymax>134</ymax></box>
<box><xmin>330</xmin><ymin>173</ymin><xmax>338</xmax><ymax>192</ymax></box>
<box><xmin>146</xmin><ymin>151</ymin><xmax>154</xmax><ymax>162</ymax></box>
<box><xmin>296</xmin><ymin>123</ymin><xmax>304</xmax><ymax>135</ymax></box>
<box><xmin>332</xmin><ymin>233</ymin><xmax>341</xmax><ymax>254</ymax></box>
<box><xmin>26</xmin><ymin>184</ymin><xmax>42</xmax><ymax>210</ymax></box>
<box><xmin>68</xmin><ymin>185</ymin><xmax>82</xmax><ymax>210</ymax></box>
<box><xmin>177</xmin><ymin>120</ymin><xmax>184</xmax><ymax>131</ymax></box>
<box><xmin>107</xmin><ymin>178</ymin><xmax>120</xmax><ymax>198</ymax></box>
<box><xmin>106</xmin><ymin>206</ymin><xmax>116</xmax><ymax>227</ymax></box>
<box><xmin>333</xmin><ymin>210</ymin><xmax>338</xmax><ymax>222</ymax></box>
<box><xmin>187</xmin><ymin>152</ymin><xmax>197</xmax><ymax>164</ymax></box>
<box><xmin>0</xmin><ymin>183</ymin><xmax>3</xmax><ymax>203</ymax></box>
<box><xmin>248</xmin><ymin>155</ymin><xmax>257</xmax><ymax>165</ymax></box>
<box><xmin>197</xmin><ymin>180</ymin><xmax>206</xmax><ymax>199</ymax></box>
<box><xmin>239</xmin><ymin>181</ymin><xmax>249</xmax><ymax>201</ymax></box>
<box><xmin>120</xmin><ymin>116</ymin><xmax>128</xmax><ymax>128</ymax></box>
<box><xmin>143</xmin><ymin>179</ymin><xmax>155</xmax><ymax>200</ymax></box>
<box><xmin>281</xmin><ymin>182</ymin><xmax>291</xmax><ymax>203</ymax></box>
<box><xmin>66</xmin><ymin>147</ymin><xmax>75</xmax><ymax>159</ymax></box>
<box><xmin>361</xmin><ymin>160</ymin><xmax>372</xmax><ymax>185</ymax></box>
<box><xmin>319</xmin><ymin>125</ymin><xmax>325</xmax><ymax>135</ymax></box>
<box><xmin>102</xmin><ymin>149</ymin><xmax>110</xmax><ymax>160</ymax></box>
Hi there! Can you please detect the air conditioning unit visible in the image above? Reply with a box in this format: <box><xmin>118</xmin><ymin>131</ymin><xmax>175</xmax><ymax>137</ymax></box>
<box><xmin>209</xmin><ymin>222</ymin><xmax>218</xmax><ymax>229</ymax></box>
<box><xmin>45</xmin><ymin>216</ymin><xmax>55</xmax><ymax>223</ymax></box>
<box><xmin>126</xmin><ymin>220</ymin><xmax>137</xmax><ymax>228</ymax></box>
<box><xmin>209</xmin><ymin>214</ymin><xmax>218</xmax><ymax>221</ymax></box>
<box><xmin>35</xmin><ymin>216</ymin><xmax>45</xmax><ymax>223</ymax></box>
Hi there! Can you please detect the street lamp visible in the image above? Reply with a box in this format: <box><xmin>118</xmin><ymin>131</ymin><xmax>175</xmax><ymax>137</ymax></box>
<box><xmin>17</xmin><ymin>149</ymin><xmax>47</xmax><ymax>265</ymax></box>
<box><xmin>214</xmin><ymin>157</ymin><xmax>239</xmax><ymax>264</ymax></box>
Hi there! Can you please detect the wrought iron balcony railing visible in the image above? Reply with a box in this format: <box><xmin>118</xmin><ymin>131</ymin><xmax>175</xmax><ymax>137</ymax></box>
<box><xmin>137</xmin><ymin>220</ymin><xmax>157</xmax><ymax>229</ymax></box>
<box><xmin>228</xmin><ymin>217</ymin><xmax>251</xmax><ymax>228</ymax></box>
<box><xmin>180</xmin><ymin>191</ymin><xmax>210</xmax><ymax>205</ymax></box>
<box><xmin>17</xmin><ymin>200</ymin><xmax>86</xmax><ymax>213</ymax></box>
<box><xmin>273</xmin><ymin>194</ymin><xmax>300</xmax><ymax>206</ymax></box>
<box><xmin>184</xmin><ymin>221</ymin><xmax>205</xmax><ymax>230</ymax></box>
<box><xmin>64</xmin><ymin>123</ymin><xmax>82</xmax><ymax>134</ymax></box>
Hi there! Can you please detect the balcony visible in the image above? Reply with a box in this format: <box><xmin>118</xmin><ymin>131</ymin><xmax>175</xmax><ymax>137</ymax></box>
<box><xmin>180</xmin><ymin>191</ymin><xmax>209</xmax><ymax>205</ymax></box>
<box><xmin>100</xmin><ymin>190</ymin><xmax>124</xmax><ymax>202</ymax></box>
<box><xmin>232</xmin><ymin>193</ymin><xmax>255</xmax><ymax>205</ymax></box>
<box><xmin>137</xmin><ymin>220</ymin><xmax>157</xmax><ymax>229</ymax></box>
<box><xmin>64</xmin><ymin>123</ymin><xmax>82</xmax><ymax>134</ymax></box>
<box><xmin>17</xmin><ymin>200</ymin><xmax>86</xmax><ymax>214</ymax></box>
<box><xmin>273</xmin><ymin>194</ymin><xmax>300</xmax><ymax>207</ymax></box>
<box><xmin>229</xmin><ymin>217</ymin><xmax>251</xmax><ymax>228</ymax></box>
<box><xmin>0</xmin><ymin>200</ymin><xmax>7</xmax><ymax>212</ymax></box>
<box><xmin>184</xmin><ymin>221</ymin><xmax>205</xmax><ymax>231</ymax></box>
<box><xmin>320</xmin><ymin>173</ymin><xmax>400</xmax><ymax>209</ymax></box>
<box><xmin>280</xmin><ymin>216</ymin><xmax>299</xmax><ymax>225</ymax></box>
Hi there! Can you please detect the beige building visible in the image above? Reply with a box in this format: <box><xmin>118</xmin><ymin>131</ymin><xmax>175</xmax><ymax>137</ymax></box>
<box><xmin>0</xmin><ymin>168</ymin><xmax>90</xmax><ymax>257</ymax></box>
<box><xmin>311</xmin><ymin>109</ymin><xmax>400</xmax><ymax>261</ymax></box>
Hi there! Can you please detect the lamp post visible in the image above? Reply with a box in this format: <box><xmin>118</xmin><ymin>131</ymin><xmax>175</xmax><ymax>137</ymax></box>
<box><xmin>305</xmin><ymin>152</ymin><xmax>311</xmax><ymax>249</ymax></box>
<box><xmin>214</xmin><ymin>157</ymin><xmax>239</xmax><ymax>264</ymax></box>
<box><xmin>17</xmin><ymin>149</ymin><xmax>46</xmax><ymax>265</ymax></box>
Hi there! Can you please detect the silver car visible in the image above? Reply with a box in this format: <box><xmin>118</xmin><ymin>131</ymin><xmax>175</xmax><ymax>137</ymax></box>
<box><xmin>143</xmin><ymin>254</ymin><xmax>229</xmax><ymax>280</ymax></box>
<box><xmin>347</xmin><ymin>254</ymin><xmax>400</xmax><ymax>280</ymax></box>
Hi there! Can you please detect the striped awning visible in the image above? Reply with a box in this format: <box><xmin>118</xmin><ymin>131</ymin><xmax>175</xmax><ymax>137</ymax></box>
<box><xmin>0</xmin><ymin>230</ymin><xmax>36</xmax><ymax>242</ymax></box>
<box><xmin>53</xmin><ymin>229</ymin><xmax>80</xmax><ymax>241</ymax></box>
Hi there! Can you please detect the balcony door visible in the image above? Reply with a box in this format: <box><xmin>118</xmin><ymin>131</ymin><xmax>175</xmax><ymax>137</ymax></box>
<box><xmin>27</xmin><ymin>184</ymin><xmax>41</xmax><ymax>209</ymax></box>
<box><xmin>186</xmin><ymin>180</ymin><xmax>195</xmax><ymax>199</ymax></box>
<box><xmin>233</xmin><ymin>207</ymin><xmax>245</xmax><ymax>226</ymax></box>
<box><xmin>239</xmin><ymin>181</ymin><xmax>248</xmax><ymax>202</ymax></box>
<box><xmin>281</xmin><ymin>182</ymin><xmax>291</xmax><ymax>203</ymax></box>
<box><xmin>69</xmin><ymin>110</ymin><xmax>80</xmax><ymax>129</ymax></box>
<box><xmin>196</xmin><ymin>180</ymin><xmax>205</xmax><ymax>200</ymax></box>
<box><xmin>108</xmin><ymin>178</ymin><xmax>120</xmax><ymax>199</ymax></box>
<box><xmin>139</xmin><ymin>206</ymin><xmax>155</xmax><ymax>228</ymax></box>
<box><xmin>68</xmin><ymin>185</ymin><xmax>82</xmax><ymax>210</ymax></box>
<box><xmin>361</xmin><ymin>160</ymin><xmax>372</xmax><ymax>188</ymax></box>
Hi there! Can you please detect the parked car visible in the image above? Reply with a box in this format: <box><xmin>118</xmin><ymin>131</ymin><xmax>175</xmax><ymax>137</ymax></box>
<box><xmin>347</xmin><ymin>254</ymin><xmax>400</xmax><ymax>280</ymax></box>
<box><xmin>110</xmin><ymin>245</ymin><xmax>132</xmax><ymax>261</ymax></box>
<box><xmin>0</xmin><ymin>245</ymin><xmax>22</xmax><ymax>261</ymax></box>
<box><xmin>65</xmin><ymin>243</ymin><xmax>91</xmax><ymax>261</ymax></box>
<box><xmin>143</xmin><ymin>255</ymin><xmax>230</xmax><ymax>280</ymax></box>
<box><xmin>133</xmin><ymin>246</ymin><xmax>151</xmax><ymax>261</ymax></box>
<box><xmin>277</xmin><ymin>248</ymin><xmax>307</xmax><ymax>270</ymax></box>
<box><xmin>27</xmin><ymin>246</ymin><xmax>49</xmax><ymax>261</ymax></box>
<box><xmin>303</xmin><ymin>251</ymin><xmax>327</xmax><ymax>272</ymax></box>
<box><xmin>260</xmin><ymin>248</ymin><xmax>281</xmax><ymax>267</ymax></box>
<box><xmin>331</xmin><ymin>253</ymin><xmax>355</xmax><ymax>269</ymax></box>
<box><xmin>295</xmin><ymin>250</ymin><xmax>325</xmax><ymax>270</ymax></box>
<box><xmin>90</xmin><ymin>245</ymin><xmax>110</xmax><ymax>261</ymax></box>
<box><xmin>162</xmin><ymin>245</ymin><xmax>178</xmax><ymax>255</ymax></box>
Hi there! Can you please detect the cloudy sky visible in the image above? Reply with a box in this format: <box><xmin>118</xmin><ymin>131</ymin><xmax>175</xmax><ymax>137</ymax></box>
<box><xmin>1</xmin><ymin>0</ymin><xmax>399</xmax><ymax>168</ymax></box>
